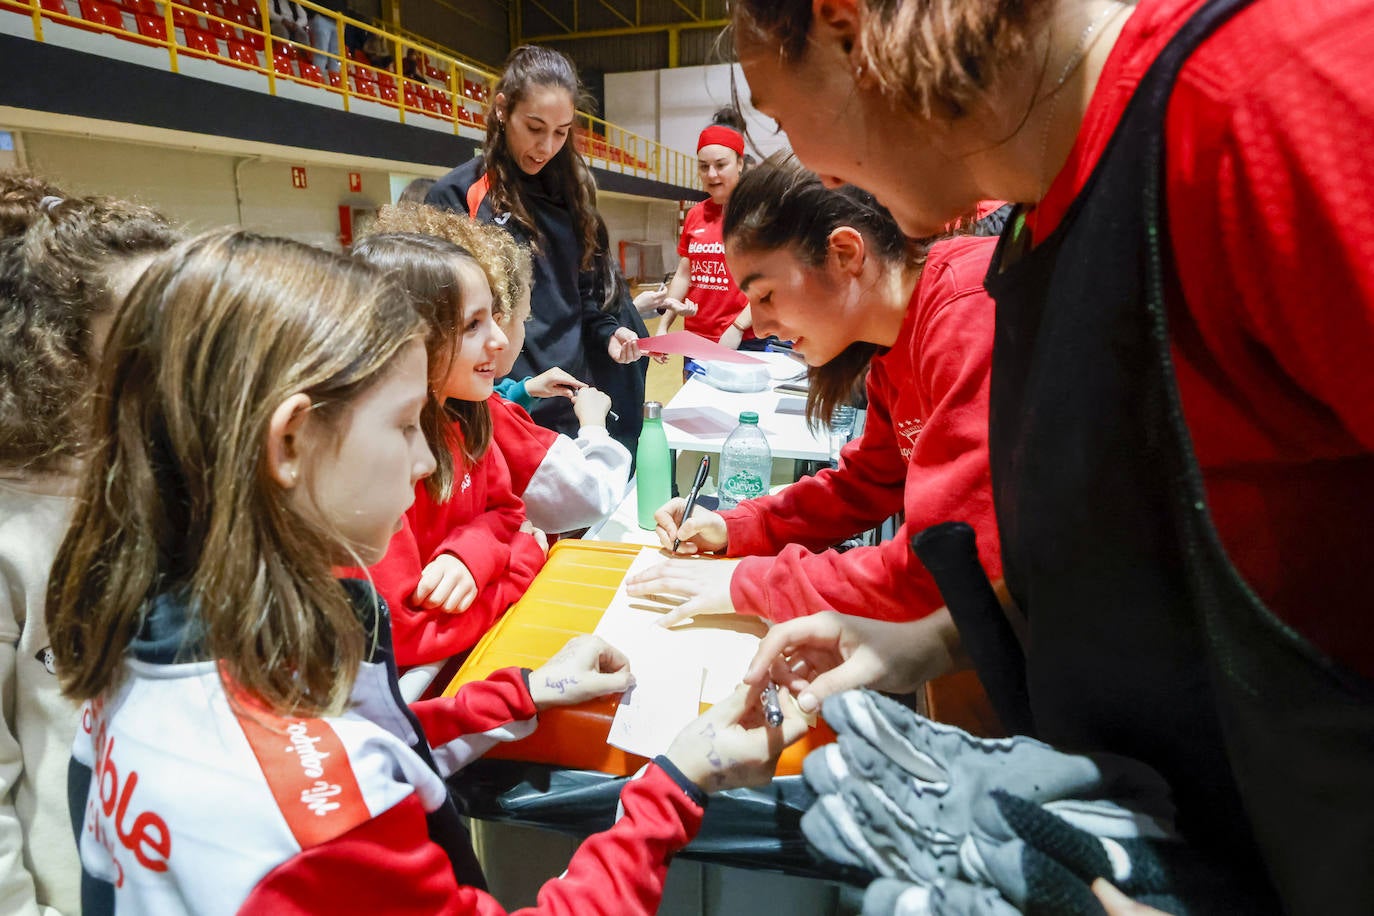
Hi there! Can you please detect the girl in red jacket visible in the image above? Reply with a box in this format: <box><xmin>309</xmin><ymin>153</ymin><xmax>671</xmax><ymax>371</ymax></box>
<box><xmin>627</xmin><ymin>152</ymin><xmax>1001</xmax><ymax>634</ymax></box>
<box><xmin>346</xmin><ymin>231</ymin><xmax>546</xmax><ymax>671</ymax></box>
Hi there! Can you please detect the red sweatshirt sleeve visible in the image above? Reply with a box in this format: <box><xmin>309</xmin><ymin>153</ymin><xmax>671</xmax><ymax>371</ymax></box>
<box><xmin>409</xmin><ymin>667</ymin><xmax>539</xmax><ymax>777</ymax></box>
<box><xmin>489</xmin><ymin>395</ymin><xmax>558</xmax><ymax>496</ymax></box>
<box><xmin>368</xmin><ymin>444</ymin><xmax>545</xmax><ymax>668</ymax></box>
<box><xmin>240</xmin><ymin>761</ymin><xmax>704</xmax><ymax>916</ymax></box>
<box><xmin>725</xmin><ymin>240</ymin><xmax>1000</xmax><ymax>623</ymax></box>
<box><xmin>436</xmin><ymin>440</ymin><xmax>527</xmax><ymax>592</ymax></box>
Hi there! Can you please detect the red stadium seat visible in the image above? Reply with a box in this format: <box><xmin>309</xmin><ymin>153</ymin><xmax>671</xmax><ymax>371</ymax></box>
<box><xmin>380</xmin><ymin>84</ymin><xmax>398</xmax><ymax>104</ymax></box>
<box><xmin>272</xmin><ymin>48</ymin><xmax>293</xmax><ymax>75</ymax></box>
<box><xmin>169</xmin><ymin>3</ymin><xmax>197</xmax><ymax>28</ymax></box>
<box><xmin>39</xmin><ymin>0</ymin><xmax>68</xmax><ymax>16</ymax></box>
<box><xmin>135</xmin><ymin>11</ymin><xmax>165</xmax><ymax>39</ymax></box>
<box><xmin>298</xmin><ymin>60</ymin><xmax>324</xmax><ymax>84</ymax></box>
<box><xmin>225</xmin><ymin>37</ymin><xmax>256</xmax><ymax>67</ymax></box>
<box><xmin>354</xmin><ymin>79</ymin><xmax>378</xmax><ymax>98</ymax></box>
<box><xmin>376</xmin><ymin>71</ymin><xmax>395</xmax><ymax>91</ymax></box>
<box><xmin>328</xmin><ymin>69</ymin><xmax>341</xmax><ymax>87</ymax></box>
<box><xmin>180</xmin><ymin>26</ymin><xmax>217</xmax><ymax>57</ymax></box>
<box><xmin>206</xmin><ymin>15</ymin><xmax>233</xmax><ymax>39</ymax></box>
<box><xmin>78</xmin><ymin>0</ymin><xmax>124</xmax><ymax>29</ymax></box>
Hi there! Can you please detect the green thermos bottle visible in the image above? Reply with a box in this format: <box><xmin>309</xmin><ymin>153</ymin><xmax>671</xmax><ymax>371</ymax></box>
<box><xmin>636</xmin><ymin>401</ymin><xmax>671</xmax><ymax>530</ymax></box>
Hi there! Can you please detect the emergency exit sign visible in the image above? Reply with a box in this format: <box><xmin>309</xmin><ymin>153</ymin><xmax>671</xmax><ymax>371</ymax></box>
<box><xmin>291</xmin><ymin>166</ymin><xmax>308</xmax><ymax>189</ymax></box>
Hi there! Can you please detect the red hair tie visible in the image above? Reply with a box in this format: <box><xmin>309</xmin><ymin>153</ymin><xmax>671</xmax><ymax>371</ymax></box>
<box><xmin>697</xmin><ymin>125</ymin><xmax>745</xmax><ymax>156</ymax></box>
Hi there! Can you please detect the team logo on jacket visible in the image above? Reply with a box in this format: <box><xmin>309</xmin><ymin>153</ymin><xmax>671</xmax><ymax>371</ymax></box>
<box><xmin>895</xmin><ymin>417</ymin><xmax>924</xmax><ymax>461</ymax></box>
<box><xmin>460</xmin><ymin>472</ymin><xmax>472</xmax><ymax>492</ymax></box>
<box><xmin>493</xmin><ymin>212</ymin><xmax>512</xmax><ymax>226</ymax></box>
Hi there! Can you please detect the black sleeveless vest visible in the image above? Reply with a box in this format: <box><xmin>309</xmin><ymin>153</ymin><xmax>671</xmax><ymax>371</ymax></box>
<box><xmin>980</xmin><ymin>0</ymin><xmax>1374</xmax><ymax>910</ymax></box>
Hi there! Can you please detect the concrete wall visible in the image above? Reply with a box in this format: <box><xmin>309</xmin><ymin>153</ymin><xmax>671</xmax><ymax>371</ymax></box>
<box><xmin>16</xmin><ymin>130</ymin><xmax>393</xmax><ymax>251</ymax></box>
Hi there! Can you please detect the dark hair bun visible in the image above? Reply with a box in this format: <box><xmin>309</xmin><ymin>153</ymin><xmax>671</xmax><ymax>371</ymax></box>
<box><xmin>710</xmin><ymin>107</ymin><xmax>746</xmax><ymax>132</ymax></box>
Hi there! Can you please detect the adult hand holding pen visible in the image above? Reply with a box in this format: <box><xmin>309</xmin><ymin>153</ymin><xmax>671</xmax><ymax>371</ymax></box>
<box><xmin>742</xmin><ymin>609</ymin><xmax>964</xmax><ymax>715</ymax></box>
<box><xmin>665</xmin><ymin>683</ymin><xmax>809</xmax><ymax>792</ymax></box>
<box><xmin>650</xmin><ymin>497</ymin><xmax>728</xmax><ymax>556</ymax></box>
<box><xmin>625</xmin><ymin>555</ymin><xmax>742</xmax><ymax>627</ymax></box>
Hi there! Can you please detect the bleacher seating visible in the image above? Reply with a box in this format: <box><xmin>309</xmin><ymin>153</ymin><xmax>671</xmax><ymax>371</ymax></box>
<box><xmin>2</xmin><ymin>0</ymin><xmax>655</xmax><ymax>173</ymax></box>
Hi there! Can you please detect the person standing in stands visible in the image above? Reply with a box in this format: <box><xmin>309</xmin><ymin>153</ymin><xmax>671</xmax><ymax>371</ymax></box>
<box><xmin>732</xmin><ymin>0</ymin><xmax>1374</xmax><ymax>910</ymax></box>
<box><xmin>267</xmin><ymin>0</ymin><xmax>308</xmax><ymax>46</ymax></box>
<box><xmin>427</xmin><ymin>46</ymin><xmax>642</xmax><ymax>438</ymax></box>
<box><xmin>307</xmin><ymin>0</ymin><xmax>343</xmax><ymax>74</ymax></box>
<box><xmin>646</xmin><ymin>108</ymin><xmax>758</xmax><ymax>351</ymax></box>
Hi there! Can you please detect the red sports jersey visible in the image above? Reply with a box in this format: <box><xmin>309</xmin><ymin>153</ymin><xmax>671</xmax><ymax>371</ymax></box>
<box><xmin>676</xmin><ymin>199</ymin><xmax>752</xmax><ymax>343</ymax></box>
<box><xmin>1029</xmin><ymin>0</ymin><xmax>1374</xmax><ymax>678</ymax></box>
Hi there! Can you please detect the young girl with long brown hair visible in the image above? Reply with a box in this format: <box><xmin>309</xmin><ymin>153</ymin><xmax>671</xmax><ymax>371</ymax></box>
<box><xmin>345</xmin><ymin>229</ymin><xmax>546</xmax><ymax>674</ymax></box>
<box><xmin>46</xmin><ymin>227</ymin><xmax>804</xmax><ymax>914</ymax></box>
<box><xmin>426</xmin><ymin>45</ymin><xmax>642</xmax><ymax>438</ymax></box>
<box><xmin>627</xmin><ymin>152</ymin><xmax>1001</xmax><ymax>641</ymax></box>
<box><xmin>364</xmin><ymin>203</ymin><xmax>632</xmax><ymax>537</ymax></box>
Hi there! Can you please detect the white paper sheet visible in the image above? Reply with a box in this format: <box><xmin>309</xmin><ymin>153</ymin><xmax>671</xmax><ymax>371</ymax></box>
<box><xmin>596</xmin><ymin>547</ymin><xmax>767</xmax><ymax>758</ymax></box>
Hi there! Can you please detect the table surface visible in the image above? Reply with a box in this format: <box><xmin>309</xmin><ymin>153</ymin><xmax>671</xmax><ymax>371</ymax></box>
<box><xmin>661</xmin><ymin>352</ymin><xmax>831</xmax><ymax>462</ymax></box>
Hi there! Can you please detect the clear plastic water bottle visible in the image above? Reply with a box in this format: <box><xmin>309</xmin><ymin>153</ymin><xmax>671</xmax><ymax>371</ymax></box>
<box><xmin>828</xmin><ymin>404</ymin><xmax>856</xmax><ymax>468</ymax></box>
<box><xmin>635</xmin><ymin>401</ymin><xmax>672</xmax><ymax>530</ymax></box>
<box><xmin>717</xmin><ymin>411</ymin><xmax>772</xmax><ymax>509</ymax></box>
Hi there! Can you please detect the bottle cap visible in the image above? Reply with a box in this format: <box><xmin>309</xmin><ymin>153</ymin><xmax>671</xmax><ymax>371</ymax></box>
<box><xmin>739</xmin><ymin>411</ymin><xmax>759</xmax><ymax>424</ymax></box>
<box><xmin>643</xmin><ymin>400</ymin><xmax>663</xmax><ymax>419</ymax></box>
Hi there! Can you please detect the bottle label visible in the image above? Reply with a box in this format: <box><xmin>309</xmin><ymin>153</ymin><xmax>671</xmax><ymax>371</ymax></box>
<box><xmin>721</xmin><ymin>472</ymin><xmax>766</xmax><ymax>501</ymax></box>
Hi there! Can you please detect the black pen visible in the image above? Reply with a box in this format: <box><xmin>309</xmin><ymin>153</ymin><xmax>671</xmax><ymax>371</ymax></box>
<box><xmin>673</xmin><ymin>455</ymin><xmax>711</xmax><ymax>552</ymax></box>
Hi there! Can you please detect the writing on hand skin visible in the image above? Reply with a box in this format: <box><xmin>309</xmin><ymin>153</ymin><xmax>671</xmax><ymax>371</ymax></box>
<box><xmin>545</xmin><ymin>676</ymin><xmax>578</xmax><ymax>695</ymax></box>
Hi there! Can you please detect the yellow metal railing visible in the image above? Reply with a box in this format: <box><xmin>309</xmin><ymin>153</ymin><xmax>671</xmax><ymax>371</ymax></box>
<box><xmin>5</xmin><ymin>0</ymin><xmax>697</xmax><ymax>185</ymax></box>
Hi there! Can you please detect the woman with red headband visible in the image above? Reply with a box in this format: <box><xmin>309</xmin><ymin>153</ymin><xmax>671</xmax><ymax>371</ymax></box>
<box><xmin>647</xmin><ymin>109</ymin><xmax>759</xmax><ymax>350</ymax></box>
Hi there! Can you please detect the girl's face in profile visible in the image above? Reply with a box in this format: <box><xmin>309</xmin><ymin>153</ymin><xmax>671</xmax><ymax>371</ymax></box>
<box><xmin>439</xmin><ymin>262</ymin><xmax>507</xmax><ymax>401</ymax></box>
<box><xmin>501</xmin><ymin>85</ymin><xmax>575</xmax><ymax>176</ymax></box>
<box><xmin>726</xmin><ymin>241</ymin><xmax>856</xmax><ymax>367</ymax></box>
<box><xmin>303</xmin><ymin>339</ymin><xmax>435</xmax><ymax>564</ymax></box>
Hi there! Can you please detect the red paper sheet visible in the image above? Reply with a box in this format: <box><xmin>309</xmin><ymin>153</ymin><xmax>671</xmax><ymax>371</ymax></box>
<box><xmin>637</xmin><ymin>331</ymin><xmax>763</xmax><ymax>364</ymax></box>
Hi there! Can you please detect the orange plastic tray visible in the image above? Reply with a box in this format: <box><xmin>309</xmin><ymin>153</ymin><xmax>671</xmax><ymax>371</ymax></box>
<box><xmin>442</xmin><ymin>539</ymin><xmax>835</xmax><ymax>776</ymax></box>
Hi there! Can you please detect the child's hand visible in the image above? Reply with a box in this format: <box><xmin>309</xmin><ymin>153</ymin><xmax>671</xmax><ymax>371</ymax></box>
<box><xmin>527</xmin><ymin>367</ymin><xmax>585</xmax><ymax>400</ymax></box>
<box><xmin>528</xmin><ymin>635</ymin><xmax>633</xmax><ymax>709</ymax></box>
<box><xmin>666</xmin><ymin>683</ymin><xmax>809</xmax><ymax>792</ymax></box>
<box><xmin>607</xmin><ymin>327</ymin><xmax>642</xmax><ymax>364</ymax></box>
<box><xmin>519</xmin><ymin>519</ymin><xmax>549</xmax><ymax>555</ymax></box>
<box><xmin>571</xmin><ymin>386</ymin><xmax>613</xmax><ymax>428</ymax></box>
<box><xmin>413</xmin><ymin>554</ymin><xmax>478</xmax><ymax>613</ymax></box>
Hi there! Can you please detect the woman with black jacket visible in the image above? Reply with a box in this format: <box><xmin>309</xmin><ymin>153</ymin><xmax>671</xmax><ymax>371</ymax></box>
<box><xmin>427</xmin><ymin>46</ymin><xmax>642</xmax><ymax>439</ymax></box>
